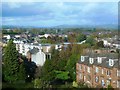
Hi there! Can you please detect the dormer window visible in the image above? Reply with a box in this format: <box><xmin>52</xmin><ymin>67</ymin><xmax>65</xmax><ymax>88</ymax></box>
<box><xmin>97</xmin><ymin>57</ymin><xmax>102</xmax><ymax>64</ymax></box>
<box><xmin>89</xmin><ymin>58</ymin><xmax>94</xmax><ymax>64</ymax></box>
<box><xmin>109</xmin><ymin>59</ymin><xmax>114</xmax><ymax>66</ymax></box>
<box><xmin>81</xmin><ymin>56</ymin><xmax>88</xmax><ymax>62</ymax></box>
<box><xmin>81</xmin><ymin>56</ymin><xmax>85</xmax><ymax>62</ymax></box>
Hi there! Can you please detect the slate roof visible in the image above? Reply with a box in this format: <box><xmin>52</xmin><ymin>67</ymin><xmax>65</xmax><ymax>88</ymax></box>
<box><xmin>78</xmin><ymin>53</ymin><xmax>119</xmax><ymax>69</ymax></box>
<box><xmin>112</xmin><ymin>40</ymin><xmax>120</xmax><ymax>44</ymax></box>
<box><xmin>29</xmin><ymin>47</ymin><xmax>39</xmax><ymax>54</ymax></box>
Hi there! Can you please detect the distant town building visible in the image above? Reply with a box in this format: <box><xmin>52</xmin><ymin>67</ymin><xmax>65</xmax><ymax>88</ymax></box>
<box><xmin>27</xmin><ymin>47</ymin><xmax>46</xmax><ymax>66</ymax></box>
<box><xmin>38</xmin><ymin>34</ymin><xmax>51</xmax><ymax>39</ymax></box>
<box><xmin>13</xmin><ymin>40</ymin><xmax>50</xmax><ymax>66</ymax></box>
<box><xmin>3</xmin><ymin>35</ymin><xmax>11</xmax><ymax>40</ymax></box>
<box><xmin>96</xmin><ymin>35</ymin><xmax>120</xmax><ymax>49</ymax></box>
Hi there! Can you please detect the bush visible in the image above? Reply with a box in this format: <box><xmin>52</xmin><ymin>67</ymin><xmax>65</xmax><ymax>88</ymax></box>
<box><xmin>77</xmin><ymin>82</ymin><xmax>89</xmax><ymax>88</ymax></box>
<box><xmin>34</xmin><ymin>78</ymin><xmax>43</xmax><ymax>88</ymax></box>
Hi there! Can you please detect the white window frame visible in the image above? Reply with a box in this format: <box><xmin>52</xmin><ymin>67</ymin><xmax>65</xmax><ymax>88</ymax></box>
<box><xmin>98</xmin><ymin>57</ymin><xmax>102</xmax><ymax>64</ymax></box>
<box><xmin>84</xmin><ymin>76</ymin><xmax>86</xmax><ymax>82</ymax></box>
<box><xmin>117</xmin><ymin>81</ymin><xmax>120</xmax><ymax>88</ymax></box>
<box><xmin>87</xmin><ymin>67</ymin><xmax>90</xmax><ymax>73</ymax></box>
<box><xmin>109</xmin><ymin>59</ymin><xmax>114</xmax><ymax>66</ymax></box>
<box><xmin>102</xmin><ymin>69</ymin><xmax>104</xmax><ymax>74</ymax></box>
<box><xmin>96</xmin><ymin>67</ymin><xmax>99</xmax><ymax>73</ymax></box>
<box><xmin>101</xmin><ymin>79</ymin><xmax>105</xmax><ymax>87</ymax></box>
<box><xmin>89</xmin><ymin>58</ymin><xmax>94</xmax><ymax>64</ymax></box>
<box><xmin>117</xmin><ymin>70</ymin><xmax>120</xmax><ymax>77</ymax></box>
<box><xmin>81</xmin><ymin>56</ymin><xmax>85</xmax><ymax>62</ymax></box>
<box><xmin>79</xmin><ymin>73</ymin><xmax>82</xmax><ymax>79</ymax></box>
<box><xmin>106</xmin><ymin>70</ymin><xmax>111</xmax><ymax>76</ymax></box>
<box><xmin>95</xmin><ymin>76</ymin><xmax>99</xmax><ymax>83</ymax></box>
<box><xmin>80</xmin><ymin>65</ymin><xmax>82</xmax><ymax>70</ymax></box>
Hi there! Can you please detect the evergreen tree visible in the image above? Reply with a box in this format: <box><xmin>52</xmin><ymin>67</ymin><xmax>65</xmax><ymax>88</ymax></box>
<box><xmin>18</xmin><ymin>63</ymin><xmax>26</xmax><ymax>81</ymax></box>
<box><xmin>3</xmin><ymin>39</ymin><xmax>19</xmax><ymax>83</ymax></box>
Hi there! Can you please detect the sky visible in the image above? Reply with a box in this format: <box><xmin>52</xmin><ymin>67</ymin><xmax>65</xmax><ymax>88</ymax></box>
<box><xmin>2</xmin><ymin>2</ymin><xmax>118</xmax><ymax>27</ymax></box>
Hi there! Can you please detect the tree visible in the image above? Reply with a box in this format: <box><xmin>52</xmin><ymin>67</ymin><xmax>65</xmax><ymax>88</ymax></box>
<box><xmin>3</xmin><ymin>40</ymin><xmax>26</xmax><ymax>83</ymax></box>
<box><xmin>68</xmin><ymin>33</ymin><xmax>77</xmax><ymax>43</ymax></box>
<box><xmin>76</xmin><ymin>33</ymin><xmax>86</xmax><ymax>42</ymax></box>
<box><xmin>65</xmin><ymin>54</ymin><xmax>78</xmax><ymax>81</ymax></box>
<box><xmin>107</xmin><ymin>85</ymin><xmax>114</xmax><ymax>90</ymax></box>
<box><xmin>39</xmin><ymin>43</ymin><xmax>86</xmax><ymax>87</ymax></box>
<box><xmin>85</xmin><ymin>36</ymin><xmax>96</xmax><ymax>46</ymax></box>
<box><xmin>39</xmin><ymin>32</ymin><xmax>45</xmax><ymax>35</ymax></box>
<box><xmin>77</xmin><ymin>82</ymin><xmax>89</xmax><ymax>88</ymax></box>
<box><xmin>41</xmin><ymin>60</ymin><xmax>53</xmax><ymax>76</ymax></box>
<box><xmin>18</xmin><ymin>63</ymin><xmax>26</xmax><ymax>80</ymax></box>
<box><xmin>34</xmin><ymin>66</ymin><xmax>42</xmax><ymax>78</ymax></box>
<box><xmin>64</xmin><ymin>37</ymin><xmax>68</xmax><ymax>42</ymax></box>
<box><xmin>55</xmin><ymin>71</ymin><xmax>70</xmax><ymax>81</ymax></box>
<box><xmin>72</xmin><ymin>81</ymin><xmax>78</xmax><ymax>88</ymax></box>
<box><xmin>34</xmin><ymin>78</ymin><xmax>43</xmax><ymax>88</ymax></box>
<box><xmin>95</xmin><ymin>41</ymin><xmax>104</xmax><ymax>48</ymax></box>
<box><xmin>3</xmin><ymin>39</ymin><xmax>19</xmax><ymax>83</ymax></box>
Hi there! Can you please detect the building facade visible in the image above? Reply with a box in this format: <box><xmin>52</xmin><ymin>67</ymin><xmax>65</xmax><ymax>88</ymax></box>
<box><xmin>76</xmin><ymin>49</ymin><xmax>120</xmax><ymax>88</ymax></box>
<box><xmin>27</xmin><ymin>47</ymin><xmax>46</xmax><ymax>66</ymax></box>
<box><xmin>14</xmin><ymin>40</ymin><xmax>48</xmax><ymax>66</ymax></box>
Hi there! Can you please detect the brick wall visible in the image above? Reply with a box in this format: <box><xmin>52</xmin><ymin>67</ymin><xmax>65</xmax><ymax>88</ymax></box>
<box><xmin>76</xmin><ymin>63</ymin><xmax>118</xmax><ymax>88</ymax></box>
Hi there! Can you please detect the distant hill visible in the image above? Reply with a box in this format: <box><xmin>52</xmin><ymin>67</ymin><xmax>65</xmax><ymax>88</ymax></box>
<box><xmin>2</xmin><ymin>25</ymin><xmax>25</xmax><ymax>29</ymax></box>
<box><xmin>53</xmin><ymin>24</ymin><xmax>83</xmax><ymax>28</ymax></box>
<box><xmin>2</xmin><ymin>24</ymin><xmax>118</xmax><ymax>30</ymax></box>
<box><xmin>53</xmin><ymin>24</ymin><xmax>117</xmax><ymax>30</ymax></box>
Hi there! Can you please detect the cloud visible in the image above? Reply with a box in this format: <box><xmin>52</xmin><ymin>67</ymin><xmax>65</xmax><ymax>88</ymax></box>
<box><xmin>2</xmin><ymin>0</ymin><xmax>120</xmax><ymax>2</ymax></box>
<box><xmin>2</xmin><ymin>2</ymin><xmax>118</xmax><ymax>27</ymax></box>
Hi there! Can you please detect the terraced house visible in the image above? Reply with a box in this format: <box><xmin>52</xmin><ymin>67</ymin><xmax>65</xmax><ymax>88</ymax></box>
<box><xmin>76</xmin><ymin>49</ymin><xmax>120</xmax><ymax>88</ymax></box>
